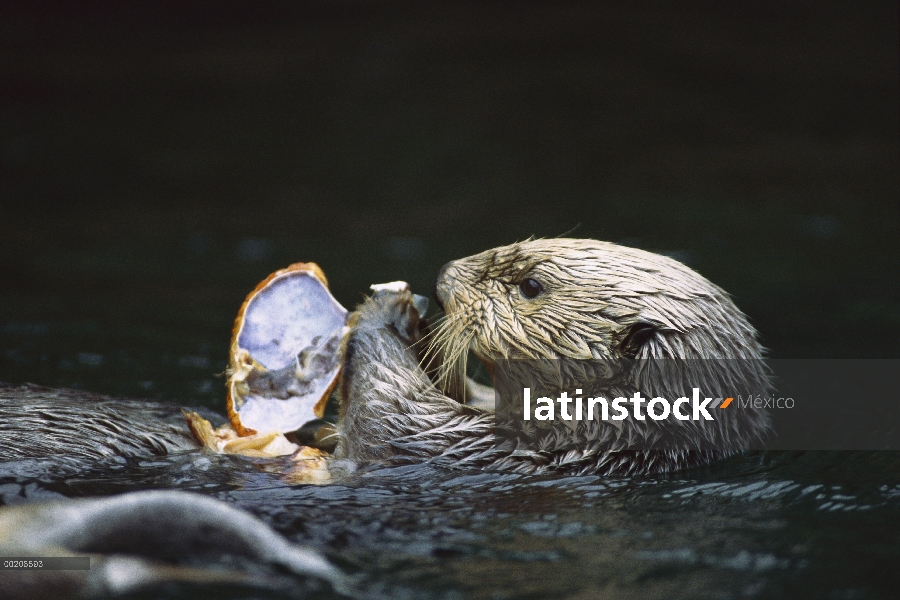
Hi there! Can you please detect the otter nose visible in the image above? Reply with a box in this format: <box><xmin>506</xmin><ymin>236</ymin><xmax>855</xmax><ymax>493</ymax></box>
<box><xmin>434</xmin><ymin>261</ymin><xmax>453</xmax><ymax>310</ymax></box>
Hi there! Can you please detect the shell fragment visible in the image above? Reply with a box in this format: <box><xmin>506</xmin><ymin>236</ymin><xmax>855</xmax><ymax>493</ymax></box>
<box><xmin>226</xmin><ymin>263</ymin><xmax>348</xmax><ymax>436</ymax></box>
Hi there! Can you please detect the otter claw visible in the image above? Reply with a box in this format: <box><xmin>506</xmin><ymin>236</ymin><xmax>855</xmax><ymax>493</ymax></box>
<box><xmin>365</xmin><ymin>282</ymin><xmax>428</xmax><ymax>343</ymax></box>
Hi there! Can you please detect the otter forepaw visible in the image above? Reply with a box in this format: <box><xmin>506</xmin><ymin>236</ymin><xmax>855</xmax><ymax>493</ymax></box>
<box><xmin>367</xmin><ymin>282</ymin><xmax>430</xmax><ymax>345</ymax></box>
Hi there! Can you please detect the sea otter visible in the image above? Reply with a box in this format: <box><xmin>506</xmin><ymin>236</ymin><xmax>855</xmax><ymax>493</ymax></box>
<box><xmin>0</xmin><ymin>239</ymin><xmax>772</xmax><ymax>597</ymax></box>
<box><xmin>0</xmin><ymin>239</ymin><xmax>770</xmax><ymax>475</ymax></box>
<box><xmin>335</xmin><ymin>238</ymin><xmax>771</xmax><ymax>475</ymax></box>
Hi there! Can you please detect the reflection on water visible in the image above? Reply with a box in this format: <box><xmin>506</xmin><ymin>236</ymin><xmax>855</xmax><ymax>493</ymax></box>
<box><xmin>2</xmin><ymin>449</ymin><xmax>898</xmax><ymax>598</ymax></box>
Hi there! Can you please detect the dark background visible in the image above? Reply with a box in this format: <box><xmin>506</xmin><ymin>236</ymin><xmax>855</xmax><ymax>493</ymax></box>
<box><xmin>1</xmin><ymin>1</ymin><xmax>898</xmax><ymax>408</ymax></box>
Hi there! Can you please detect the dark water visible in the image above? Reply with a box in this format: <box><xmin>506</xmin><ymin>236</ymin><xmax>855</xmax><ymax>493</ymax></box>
<box><xmin>1</xmin><ymin>2</ymin><xmax>898</xmax><ymax>598</ymax></box>
<box><xmin>2</xmin><ymin>450</ymin><xmax>899</xmax><ymax>598</ymax></box>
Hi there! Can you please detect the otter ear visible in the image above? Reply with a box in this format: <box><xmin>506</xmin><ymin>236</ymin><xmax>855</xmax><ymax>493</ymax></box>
<box><xmin>619</xmin><ymin>322</ymin><xmax>657</xmax><ymax>358</ymax></box>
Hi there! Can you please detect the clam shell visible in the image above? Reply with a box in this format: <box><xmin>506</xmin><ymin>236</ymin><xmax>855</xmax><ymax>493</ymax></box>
<box><xmin>227</xmin><ymin>263</ymin><xmax>347</xmax><ymax>436</ymax></box>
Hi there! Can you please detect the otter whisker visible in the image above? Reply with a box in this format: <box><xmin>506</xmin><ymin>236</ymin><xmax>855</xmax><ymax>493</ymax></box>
<box><xmin>433</xmin><ymin>329</ymin><xmax>475</xmax><ymax>399</ymax></box>
<box><xmin>420</xmin><ymin>325</ymin><xmax>463</xmax><ymax>377</ymax></box>
<box><xmin>425</xmin><ymin>321</ymin><xmax>469</xmax><ymax>372</ymax></box>
<box><xmin>406</xmin><ymin>313</ymin><xmax>452</xmax><ymax>352</ymax></box>
<box><xmin>420</xmin><ymin>313</ymin><xmax>466</xmax><ymax>363</ymax></box>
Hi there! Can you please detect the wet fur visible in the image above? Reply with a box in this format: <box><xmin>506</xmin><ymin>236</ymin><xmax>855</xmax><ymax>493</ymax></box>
<box><xmin>0</xmin><ymin>383</ymin><xmax>202</xmax><ymax>462</ymax></box>
<box><xmin>336</xmin><ymin>239</ymin><xmax>771</xmax><ymax>475</ymax></box>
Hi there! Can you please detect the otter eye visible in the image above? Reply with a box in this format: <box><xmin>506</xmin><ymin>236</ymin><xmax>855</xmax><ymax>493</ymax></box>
<box><xmin>518</xmin><ymin>278</ymin><xmax>543</xmax><ymax>299</ymax></box>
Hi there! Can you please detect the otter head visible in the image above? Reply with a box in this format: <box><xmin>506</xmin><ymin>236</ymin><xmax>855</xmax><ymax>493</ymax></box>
<box><xmin>431</xmin><ymin>238</ymin><xmax>765</xmax><ymax>395</ymax></box>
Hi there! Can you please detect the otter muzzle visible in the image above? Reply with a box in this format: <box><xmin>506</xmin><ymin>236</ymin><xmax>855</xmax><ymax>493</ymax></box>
<box><xmin>434</xmin><ymin>260</ymin><xmax>454</xmax><ymax>310</ymax></box>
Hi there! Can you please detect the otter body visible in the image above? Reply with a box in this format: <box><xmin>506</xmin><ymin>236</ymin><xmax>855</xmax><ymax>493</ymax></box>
<box><xmin>334</xmin><ymin>239</ymin><xmax>770</xmax><ymax>475</ymax></box>
<box><xmin>1</xmin><ymin>239</ymin><xmax>769</xmax><ymax>475</ymax></box>
<box><xmin>0</xmin><ymin>384</ymin><xmax>200</xmax><ymax>462</ymax></box>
